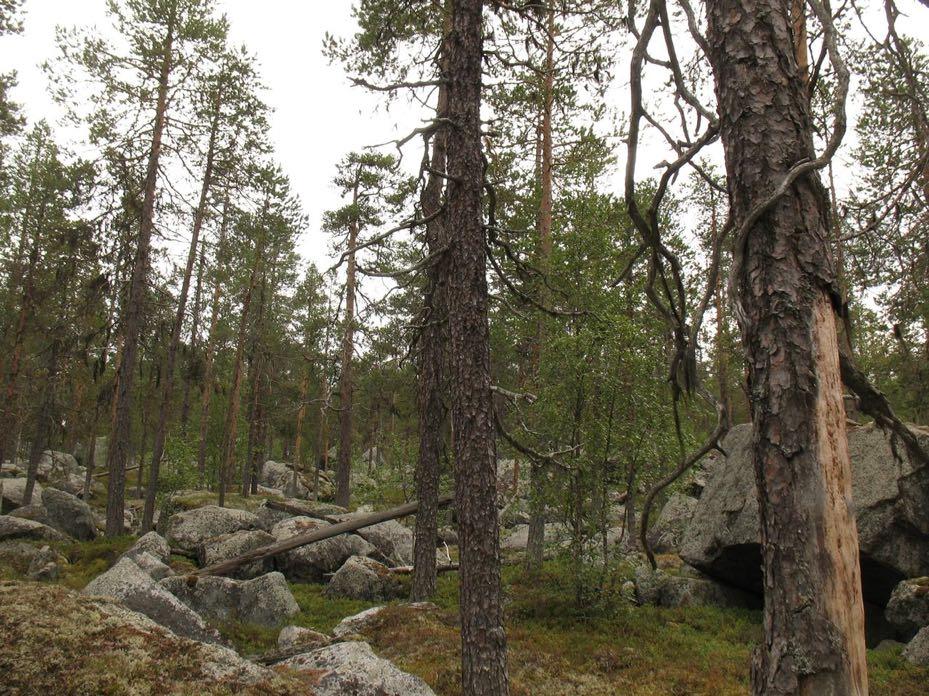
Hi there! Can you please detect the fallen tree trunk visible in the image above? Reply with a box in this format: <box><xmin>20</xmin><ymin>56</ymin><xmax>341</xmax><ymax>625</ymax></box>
<box><xmin>192</xmin><ymin>494</ymin><xmax>454</xmax><ymax>577</ymax></box>
<box><xmin>387</xmin><ymin>563</ymin><xmax>460</xmax><ymax>575</ymax></box>
<box><xmin>93</xmin><ymin>465</ymin><xmax>140</xmax><ymax>479</ymax></box>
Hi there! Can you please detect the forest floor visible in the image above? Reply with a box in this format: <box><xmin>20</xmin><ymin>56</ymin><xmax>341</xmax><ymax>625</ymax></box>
<box><xmin>2</xmin><ymin>533</ymin><xmax>927</xmax><ymax>695</ymax></box>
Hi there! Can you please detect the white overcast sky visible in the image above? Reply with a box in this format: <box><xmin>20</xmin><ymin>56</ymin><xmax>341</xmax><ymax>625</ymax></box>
<box><xmin>0</xmin><ymin>0</ymin><xmax>425</xmax><ymax>269</ymax></box>
<box><xmin>1</xmin><ymin>0</ymin><xmax>924</xmax><ymax>275</ymax></box>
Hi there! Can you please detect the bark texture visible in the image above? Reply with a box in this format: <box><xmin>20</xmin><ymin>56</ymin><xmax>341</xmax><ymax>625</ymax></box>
<box><xmin>104</xmin><ymin>11</ymin><xmax>175</xmax><ymax>536</ymax></box>
<box><xmin>335</xmin><ymin>216</ymin><xmax>359</xmax><ymax>508</ymax></box>
<box><xmin>411</xmin><ymin>47</ymin><xmax>450</xmax><ymax>602</ymax></box>
<box><xmin>445</xmin><ymin>0</ymin><xmax>509</xmax><ymax>692</ymax></box>
<box><xmin>705</xmin><ymin>0</ymin><xmax>868</xmax><ymax>693</ymax></box>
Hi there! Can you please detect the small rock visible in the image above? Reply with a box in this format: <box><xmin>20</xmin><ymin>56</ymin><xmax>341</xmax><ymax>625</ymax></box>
<box><xmin>131</xmin><ymin>551</ymin><xmax>174</xmax><ymax>581</ymax></box>
<box><xmin>0</xmin><ymin>515</ymin><xmax>65</xmax><ymax>542</ymax></box>
<box><xmin>903</xmin><ymin>625</ymin><xmax>929</xmax><ymax>666</ymax></box>
<box><xmin>333</xmin><ymin>606</ymin><xmax>387</xmax><ymax>638</ymax></box>
<box><xmin>885</xmin><ymin>577</ymin><xmax>929</xmax><ymax>640</ymax></box>
<box><xmin>325</xmin><ymin>556</ymin><xmax>402</xmax><ymax>602</ymax></box>
<box><xmin>165</xmin><ymin>505</ymin><xmax>259</xmax><ymax>556</ymax></box>
<box><xmin>26</xmin><ymin>545</ymin><xmax>63</xmax><ymax>581</ymax></box>
<box><xmin>277</xmin><ymin>625</ymin><xmax>329</xmax><ymax>652</ymax></box>
<box><xmin>280</xmin><ymin>641</ymin><xmax>435</xmax><ymax>696</ymax></box>
<box><xmin>238</xmin><ymin>572</ymin><xmax>300</xmax><ymax>627</ymax></box>
<box><xmin>8</xmin><ymin>503</ymin><xmax>50</xmax><ymax>526</ymax></box>
<box><xmin>41</xmin><ymin>487</ymin><xmax>98</xmax><ymax>541</ymax></box>
<box><xmin>161</xmin><ymin>572</ymin><xmax>299</xmax><ymax>628</ymax></box>
<box><xmin>122</xmin><ymin>531</ymin><xmax>171</xmax><ymax>565</ymax></box>
<box><xmin>197</xmin><ymin>529</ymin><xmax>275</xmax><ymax>579</ymax></box>
<box><xmin>271</xmin><ymin>516</ymin><xmax>374</xmax><ymax>583</ymax></box>
<box><xmin>437</xmin><ymin>526</ymin><xmax>458</xmax><ymax>546</ymax></box>
<box><xmin>84</xmin><ymin>557</ymin><xmax>219</xmax><ymax>643</ymax></box>
<box><xmin>646</xmin><ymin>493</ymin><xmax>697</xmax><ymax>554</ymax></box>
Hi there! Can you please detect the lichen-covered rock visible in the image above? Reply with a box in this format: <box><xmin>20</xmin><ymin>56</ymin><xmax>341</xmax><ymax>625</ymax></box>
<box><xmin>325</xmin><ymin>555</ymin><xmax>402</xmax><ymax>601</ymax></box>
<box><xmin>84</xmin><ymin>557</ymin><xmax>219</xmax><ymax>643</ymax></box>
<box><xmin>277</xmin><ymin>624</ymin><xmax>329</xmax><ymax>652</ymax></box>
<box><xmin>331</xmin><ymin>603</ymin><xmax>438</xmax><ymax>639</ymax></box>
<box><xmin>41</xmin><ymin>487</ymin><xmax>97</xmax><ymax>541</ymax></box>
<box><xmin>646</xmin><ymin>493</ymin><xmax>697</xmax><ymax>554</ymax></box>
<box><xmin>500</xmin><ymin>522</ymin><xmax>570</xmax><ymax>552</ymax></box>
<box><xmin>122</xmin><ymin>531</ymin><xmax>172</xmax><ymax>564</ymax></box>
<box><xmin>7</xmin><ymin>503</ymin><xmax>50</xmax><ymax>525</ymax></box>
<box><xmin>903</xmin><ymin>625</ymin><xmax>929</xmax><ymax>666</ymax></box>
<box><xmin>680</xmin><ymin>422</ymin><xmax>929</xmax><ymax>606</ymax></box>
<box><xmin>165</xmin><ymin>505</ymin><xmax>259</xmax><ymax>555</ymax></box>
<box><xmin>330</xmin><ymin>511</ymin><xmax>416</xmax><ymax>564</ymax></box>
<box><xmin>0</xmin><ymin>478</ymin><xmax>42</xmax><ymax>512</ymax></box>
<box><xmin>161</xmin><ymin>572</ymin><xmax>298</xmax><ymax>629</ymax></box>
<box><xmin>0</xmin><ymin>540</ymin><xmax>43</xmax><ymax>575</ymax></box>
<box><xmin>0</xmin><ymin>515</ymin><xmax>65</xmax><ymax>542</ymax></box>
<box><xmin>130</xmin><ymin>551</ymin><xmax>174</xmax><ymax>581</ymax></box>
<box><xmin>197</xmin><ymin>529</ymin><xmax>275</xmax><ymax>579</ymax></box>
<box><xmin>270</xmin><ymin>516</ymin><xmax>374</xmax><ymax>583</ymax></box>
<box><xmin>0</xmin><ymin>580</ymin><xmax>301</xmax><ymax>694</ymax></box>
<box><xmin>26</xmin><ymin>545</ymin><xmax>64</xmax><ymax>581</ymax></box>
<box><xmin>259</xmin><ymin>460</ymin><xmax>312</xmax><ymax>498</ymax></box>
<box><xmin>238</xmin><ymin>572</ymin><xmax>300</xmax><ymax>627</ymax></box>
<box><xmin>633</xmin><ymin>566</ymin><xmax>757</xmax><ymax>609</ymax></box>
<box><xmin>885</xmin><ymin>577</ymin><xmax>929</xmax><ymax>640</ymax></box>
<box><xmin>280</xmin><ymin>641</ymin><xmax>435</xmax><ymax>696</ymax></box>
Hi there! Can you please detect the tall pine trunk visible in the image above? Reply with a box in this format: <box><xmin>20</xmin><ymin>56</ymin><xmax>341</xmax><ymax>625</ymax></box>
<box><xmin>445</xmin><ymin>0</ymin><xmax>509</xmax><ymax>692</ymax></box>
<box><xmin>526</xmin><ymin>5</ymin><xmax>556</xmax><ymax>573</ymax></box>
<box><xmin>412</xmin><ymin>17</ymin><xmax>451</xmax><ymax>601</ymax></box>
<box><xmin>104</xmin><ymin>10</ymin><xmax>175</xmax><ymax>537</ymax></box>
<box><xmin>196</xmin><ymin>193</ymin><xmax>230</xmax><ymax>488</ymax></box>
<box><xmin>705</xmin><ymin>0</ymin><xmax>867</xmax><ymax>692</ymax></box>
<box><xmin>335</xmin><ymin>216</ymin><xmax>358</xmax><ymax>508</ymax></box>
<box><xmin>142</xmin><ymin>85</ymin><xmax>222</xmax><ymax>532</ymax></box>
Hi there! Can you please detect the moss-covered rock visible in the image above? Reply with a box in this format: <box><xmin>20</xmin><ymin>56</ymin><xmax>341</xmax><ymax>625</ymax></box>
<box><xmin>0</xmin><ymin>581</ymin><xmax>307</xmax><ymax>695</ymax></box>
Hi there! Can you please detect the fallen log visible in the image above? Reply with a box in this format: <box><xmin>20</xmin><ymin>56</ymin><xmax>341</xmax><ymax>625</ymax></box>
<box><xmin>387</xmin><ymin>563</ymin><xmax>460</xmax><ymax>575</ymax></box>
<box><xmin>192</xmin><ymin>494</ymin><xmax>454</xmax><ymax>577</ymax></box>
<box><xmin>93</xmin><ymin>465</ymin><xmax>140</xmax><ymax>479</ymax></box>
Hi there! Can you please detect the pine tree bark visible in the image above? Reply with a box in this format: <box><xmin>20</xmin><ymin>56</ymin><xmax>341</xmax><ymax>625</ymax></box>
<box><xmin>526</xmin><ymin>5</ymin><xmax>556</xmax><ymax>573</ymax></box>
<box><xmin>180</xmin><ymin>235</ymin><xmax>206</xmax><ymax>434</ymax></box>
<box><xmin>445</xmin><ymin>0</ymin><xmax>509</xmax><ymax>692</ymax></box>
<box><xmin>105</xmin><ymin>9</ymin><xmax>175</xmax><ymax>537</ymax></box>
<box><xmin>335</xmin><ymin>215</ymin><xmax>359</xmax><ymax>508</ymax></box>
<box><xmin>142</xmin><ymin>84</ymin><xmax>222</xmax><ymax>531</ymax></box>
<box><xmin>412</xmin><ymin>14</ymin><xmax>451</xmax><ymax>601</ymax></box>
<box><xmin>705</xmin><ymin>0</ymin><xmax>868</xmax><ymax>692</ymax></box>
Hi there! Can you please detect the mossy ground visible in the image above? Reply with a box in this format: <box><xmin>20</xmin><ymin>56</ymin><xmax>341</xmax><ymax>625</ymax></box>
<box><xmin>2</xmin><ymin>535</ymin><xmax>926</xmax><ymax>694</ymax></box>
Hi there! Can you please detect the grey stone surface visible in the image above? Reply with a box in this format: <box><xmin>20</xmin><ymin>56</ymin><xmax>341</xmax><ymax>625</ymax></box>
<box><xmin>680</xmin><ymin>422</ymin><xmax>929</xmax><ymax>606</ymax></box>
<box><xmin>646</xmin><ymin>493</ymin><xmax>697</xmax><ymax>554</ymax></box>
<box><xmin>0</xmin><ymin>515</ymin><xmax>65</xmax><ymax>542</ymax></box>
<box><xmin>277</xmin><ymin>624</ymin><xmax>329</xmax><ymax>652</ymax></box>
<box><xmin>41</xmin><ymin>487</ymin><xmax>97</xmax><ymax>541</ymax></box>
<box><xmin>325</xmin><ymin>555</ymin><xmax>401</xmax><ymax>601</ymax></box>
<box><xmin>0</xmin><ymin>478</ymin><xmax>42</xmax><ymax>511</ymax></box>
<box><xmin>197</xmin><ymin>529</ymin><xmax>275</xmax><ymax>578</ymax></box>
<box><xmin>280</xmin><ymin>641</ymin><xmax>435</xmax><ymax>696</ymax></box>
<box><xmin>164</xmin><ymin>505</ymin><xmax>259</xmax><ymax>555</ymax></box>
<box><xmin>161</xmin><ymin>571</ymin><xmax>299</xmax><ymax>628</ymax></box>
<box><xmin>122</xmin><ymin>531</ymin><xmax>172</xmax><ymax>564</ymax></box>
<box><xmin>903</xmin><ymin>625</ymin><xmax>929</xmax><ymax>666</ymax></box>
<box><xmin>84</xmin><ymin>557</ymin><xmax>219</xmax><ymax>643</ymax></box>
<box><xmin>270</xmin><ymin>516</ymin><xmax>374</xmax><ymax>583</ymax></box>
<box><xmin>885</xmin><ymin>577</ymin><xmax>929</xmax><ymax>640</ymax></box>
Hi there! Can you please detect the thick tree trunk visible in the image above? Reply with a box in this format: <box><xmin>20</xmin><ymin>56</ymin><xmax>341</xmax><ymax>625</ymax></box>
<box><xmin>445</xmin><ymin>0</ymin><xmax>509</xmax><ymax>692</ymax></box>
<box><xmin>412</xmin><ymin>22</ymin><xmax>450</xmax><ymax>601</ymax></box>
<box><xmin>142</xmin><ymin>88</ymin><xmax>221</xmax><ymax>531</ymax></box>
<box><xmin>706</xmin><ymin>0</ymin><xmax>868</xmax><ymax>692</ymax></box>
<box><xmin>105</xmin><ymin>11</ymin><xmax>175</xmax><ymax>537</ymax></box>
<box><xmin>526</xmin><ymin>5</ymin><xmax>556</xmax><ymax>575</ymax></box>
<box><xmin>335</xmin><ymin>217</ymin><xmax>358</xmax><ymax>508</ymax></box>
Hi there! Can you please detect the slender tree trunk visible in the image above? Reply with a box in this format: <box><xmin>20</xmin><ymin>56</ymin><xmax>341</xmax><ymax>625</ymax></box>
<box><xmin>142</xmin><ymin>86</ymin><xmax>222</xmax><ymax>531</ymax></box>
<box><xmin>412</xmin><ymin>12</ymin><xmax>451</xmax><ymax>600</ymax></box>
<box><xmin>335</xmin><ymin>216</ymin><xmax>359</xmax><ymax>508</ymax></box>
<box><xmin>706</xmin><ymin>0</ymin><xmax>867</xmax><ymax>692</ymax></box>
<box><xmin>105</xmin><ymin>10</ymin><xmax>175</xmax><ymax>537</ymax></box>
<box><xmin>23</xmin><ymin>339</ymin><xmax>61</xmax><ymax>505</ymax></box>
<box><xmin>293</xmin><ymin>365</ymin><xmax>310</xmax><ymax>490</ymax></box>
<box><xmin>445</xmin><ymin>0</ymin><xmax>509</xmax><ymax>691</ymax></box>
<box><xmin>711</xmin><ymin>192</ymin><xmax>732</xmax><ymax>420</ymax></box>
<box><xmin>218</xmin><ymin>228</ymin><xmax>263</xmax><ymax>507</ymax></box>
<box><xmin>526</xmin><ymin>5</ymin><xmax>557</xmax><ymax>574</ymax></box>
<box><xmin>197</xmin><ymin>193</ymin><xmax>230</xmax><ymax>488</ymax></box>
<box><xmin>82</xmin><ymin>410</ymin><xmax>100</xmax><ymax>500</ymax></box>
<box><xmin>181</xmin><ymin>235</ymin><xmax>206</xmax><ymax>434</ymax></box>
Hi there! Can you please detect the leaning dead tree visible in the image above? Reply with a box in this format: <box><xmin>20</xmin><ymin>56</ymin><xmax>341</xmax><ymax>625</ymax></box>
<box><xmin>192</xmin><ymin>495</ymin><xmax>453</xmax><ymax>577</ymax></box>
